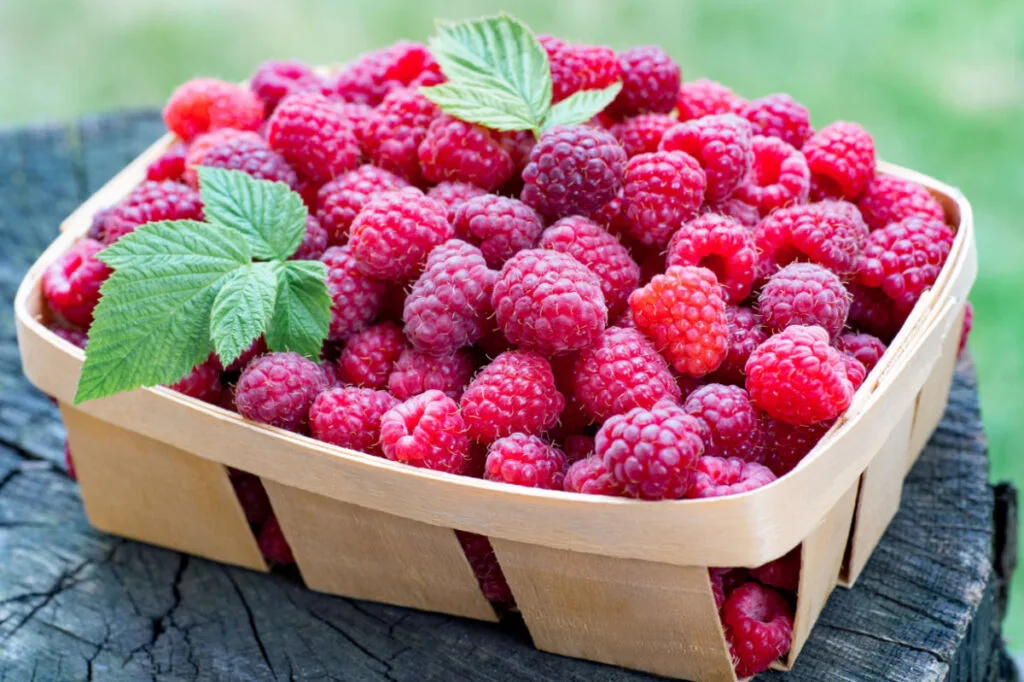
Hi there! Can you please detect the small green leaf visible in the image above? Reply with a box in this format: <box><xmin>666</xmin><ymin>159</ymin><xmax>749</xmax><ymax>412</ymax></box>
<box><xmin>421</xmin><ymin>83</ymin><xmax>541</xmax><ymax>132</ymax></box>
<box><xmin>542</xmin><ymin>82</ymin><xmax>624</xmax><ymax>131</ymax></box>
<box><xmin>210</xmin><ymin>262</ymin><xmax>279</xmax><ymax>367</ymax></box>
<box><xmin>265</xmin><ymin>260</ymin><xmax>331</xmax><ymax>360</ymax></box>
<box><xmin>197</xmin><ymin>167</ymin><xmax>308</xmax><ymax>261</ymax></box>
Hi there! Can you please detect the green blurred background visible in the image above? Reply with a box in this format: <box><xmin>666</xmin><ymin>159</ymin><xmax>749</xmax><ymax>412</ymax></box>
<box><xmin>3</xmin><ymin>0</ymin><xmax>1023</xmax><ymax>642</ymax></box>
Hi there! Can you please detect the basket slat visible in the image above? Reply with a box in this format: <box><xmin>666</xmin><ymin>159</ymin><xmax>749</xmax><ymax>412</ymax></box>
<box><xmin>907</xmin><ymin>304</ymin><xmax>966</xmax><ymax>466</ymax></box>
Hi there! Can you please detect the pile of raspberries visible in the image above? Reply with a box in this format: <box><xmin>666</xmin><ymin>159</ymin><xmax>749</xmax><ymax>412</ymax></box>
<box><xmin>42</xmin><ymin>39</ymin><xmax>968</xmax><ymax>677</ymax></box>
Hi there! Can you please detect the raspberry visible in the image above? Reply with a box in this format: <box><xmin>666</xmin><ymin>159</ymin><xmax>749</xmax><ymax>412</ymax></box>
<box><xmin>596</xmin><ymin>401</ymin><xmax>704</xmax><ymax>500</ymax></box>
<box><xmin>316</xmin><ymin>165</ymin><xmax>409</xmax><ymax>246</ymax></box>
<box><xmin>676</xmin><ymin>79</ymin><xmax>746</xmax><ymax>121</ymax></box>
<box><xmin>403</xmin><ymin>239</ymin><xmax>495</xmax><ymax>354</ymax></box>
<box><xmin>484</xmin><ymin>433</ymin><xmax>568</xmax><ymax>490</ymax></box>
<box><xmin>498</xmin><ymin>130</ymin><xmax>537</xmax><ymax>173</ymax></box>
<box><xmin>520</xmin><ymin>125</ymin><xmax>626</xmax><ymax>219</ymax></box>
<box><xmin>608</xmin><ymin>46</ymin><xmax>681</xmax><ymax>117</ymax></box>
<box><xmin>291</xmin><ymin>215</ymin><xmax>328</xmax><ymax>261</ymax></box>
<box><xmin>231</xmin><ymin>471</ymin><xmax>272</xmax><ymax>526</ymax></box>
<box><xmin>349</xmin><ymin>189</ymin><xmax>453</xmax><ymax>280</ymax></box>
<box><xmin>707</xmin><ymin>197</ymin><xmax>760</xmax><ymax>228</ymax></box>
<box><xmin>732</xmin><ymin>135</ymin><xmax>810</xmax><ymax>217</ymax></box>
<box><xmin>337</xmin><ymin>322</ymin><xmax>406</xmax><ymax>389</ymax></box>
<box><xmin>745</xmin><ymin>325</ymin><xmax>856</xmax><ymax>425</ymax></box>
<box><xmin>759</xmin><ymin>263</ymin><xmax>850</xmax><ymax>339</ymax></box>
<box><xmin>145</xmin><ymin>142</ymin><xmax>187</xmax><ymax>182</ymax></box>
<box><xmin>163</xmin><ymin>78</ymin><xmax>264</xmax><ymax>142</ymax></box>
<box><xmin>844</xmin><ymin>355</ymin><xmax>867</xmax><ymax>391</ymax></box>
<box><xmin>332</xmin><ymin>41</ymin><xmax>439</xmax><ymax>106</ymax></box>
<box><xmin>235</xmin><ymin>352</ymin><xmax>328</xmax><ymax>432</ymax></box>
<box><xmin>456</xmin><ymin>531</ymin><xmax>513</xmax><ymax>605</ymax></box>
<box><xmin>629</xmin><ymin>266</ymin><xmax>729</xmax><ymax>377</ymax></box>
<box><xmin>427</xmin><ymin>182</ymin><xmax>489</xmax><ymax>224</ymax></box>
<box><xmin>418</xmin><ymin>115</ymin><xmax>515</xmax><ymax>191</ymax></box>
<box><xmin>683</xmin><ymin>384</ymin><xmax>765</xmax><ymax>462</ymax></box>
<box><xmin>564</xmin><ymin>456</ymin><xmax>624</xmax><ymax>496</ymax></box>
<box><xmin>193</xmin><ymin>133</ymin><xmax>298</xmax><ymax>189</ymax></box>
<box><xmin>660</xmin><ymin>114</ymin><xmax>753</xmax><ymax>204</ymax></box>
<box><xmin>103</xmin><ymin>180</ymin><xmax>203</xmax><ymax>243</ymax></box>
<box><xmin>184</xmin><ymin>129</ymin><xmax>263</xmax><ymax>182</ymax></box>
<box><xmin>453</xmin><ymin>195</ymin><xmax>544</xmax><ymax>269</ymax></box>
<box><xmin>321</xmin><ymin>245</ymin><xmax>387</xmax><ymax>340</ymax></box>
<box><xmin>63</xmin><ymin>441</ymin><xmax>77</xmax><ymax>481</ymax></box>
<box><xmin>267</xmin><ymin>93</ymin><xmax>360</xmax><ymax>184</ymax></box>
<box><xmin>688</xmin><ymin>456</ymin><xmax>776</xmax><ymax>498</ymax></box>
<box><xmin>169</xmin><ymin>357</ymin><xmax>224</xmax><ymax>404</ymax></box>
<box><xmin>380</xmin><ymin>390</ymin><xmax>471</xmax><ymax>474</ymax></box>
<box><xmin>761</xmin><ymin>417</ymin><xmax>834</xmax><ymax>476</ymax></box>
<box><xmin>709</xmin><ymin>306</ymin><xmax>769</xmax><ymax>386</ymax></box>
<box><xmin>563</xmin><ymin>434</ymin><xmax>595</xmax><ymax>464</ymax></box>
<box><xmin>723</xmin><ymin>582</ymin><xmax>794</xmax><ymax>677</ymax></box>
<box><xmin>460</xmin><ymin>350</ymin><xmax>564</xmax><ymax>443</ymax></box>
<box><xmin>309</xmin><ymin>386</ymin><xmax>398</xmax><ymax>456</ymax></box>
<box><xmin>847</xmin><ymin>282</ymin><xmax>907</xmax><ymax>341</ymax></box>
<box><xmin>539</xmin><ymin>216</ymin><xmax>640</xmax><ymax>316</ymax></box>
<box><xmin>835</xmin><ymin>332</ymin><xmax>886</xmax><ymax>372</ymax></box>
<box><xmin>960</xmin><ymin>302</ymin><xmax>974</xmax><ymax>356</ymax></box>
<box><xmin>87</xmin><ymin>207</ymin><xmax>112</xmax><ymax>241</ymax></box>
<box><xmin>857</xmin><ymin>174</ymin><xmax>945</xmax><ymax>232</ymax></box>
<box><xmin>50</xmin><ymin>325</ymin><xmax>88</xmax><ymax>350</ymax></box>
<box><xmin>492</xmin><ymin>249</ymin><xmax>607</xmax><ymax>355</ymax></box>
<box><xmin>573</xmin><ymin>327</ymin><xmax>680</xmax><ymax>423</ymax></box>
<box><xmin>388</xmin><ymin>348</ymin><xmax>475</xmax><ymax>401</ymax></box>
<box><xmin>740</xmin><ymin>93</ymin><xmax>812</xmax><ymax>149</ymax></box>
<box><xmin>585</xmin><ymin>191</ymin><xmax>631</xmax><ymax>238</ymax></box>
<box><xmin>751</xmin><ymin>548</ymin><xmax>801</xmax><ymax>592</ymax></box>
<box><xmin>337</xmin><ymin>102</ymin><xmax>376</xmax><ymax>148</ymax></box>
<box><xmin>755</xmin><ymin>200</ymin><xmax>869</xmax><ymax>278</ymax></box>
<box><xmin>258</xmin><ymin>515</ymin><xmax>295</xmax><ymax>566</ymax></box>
<box><xmin>710</xmin><ymin>570</ymin><xmax>726</xmax><ymax>611</ymax></box>
<box><xmin>42</xmin><ymin>238</ymin><xmax>110</xmax><ymax>328</ymax></box>
<box><xmin>612</xmin><ymin>114</ymin><xmax>678</xmax><ymax>157</ymax></box>
<box><xmin>623</xmin><ymin>151</ymin><xmax>706</xmax><ymax>248</ymax></box>
<box><xmin>362</xmin><ymin>88</ymin><xmax>439</xmax><ymax>184</ymax></box>
<box><xmin>250</xmin><ymin>59</ymin><xmax>325</xmax><ymax>112</ymax></box>
<box><xmin>665</xmin><ymin>213</ymin><xmax>757</xmax><ymax>304</ymax></box>
<box><xmin>802</xmin><ymin>121</ymin><xmax>876</xmax><ymax>200</ymax></box>
<box><xmin>539</xmin><ymin>35</ymin><xmax>621</xmax><ymax>103</ymax></box>
<box><xmin>859</xmin><ymin>217</ymin><xmax>955</xmax><ymax>311</ymax></box>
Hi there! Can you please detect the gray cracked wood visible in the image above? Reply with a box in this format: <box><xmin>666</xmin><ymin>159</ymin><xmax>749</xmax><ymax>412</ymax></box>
<box><xmin>0</xmin><ymin>113</ymin><xmax>1014</xmax><ymax>681</ymax></box>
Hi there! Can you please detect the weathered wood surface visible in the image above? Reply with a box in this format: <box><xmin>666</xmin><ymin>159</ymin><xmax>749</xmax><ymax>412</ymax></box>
<box><xmin>0</xmin><ymin>113</ymin><xmax>1016</xmax><ymax>681</ymax></box>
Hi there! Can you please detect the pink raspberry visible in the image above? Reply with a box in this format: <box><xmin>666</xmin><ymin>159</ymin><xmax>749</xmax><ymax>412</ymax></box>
<box><xmin>193</xmin><ymin>133</ymin><xmax>298</xmax><ymax>189</ymax></box>
<box><xmin>573</xmin><ymin>327</ymin><xmax>680</xmax><ymax>423</ymax></box>
<box><xmin>520</xmin><ymin>125</ymin><xmax>626</xmax><ymax>219</ymax></box>
<box><xmin>564</xmin><ymin>456</ymin><xmax>624</xmax><ymax>496</ymax></box>
<box><xmin>612</xmin><ymin>114</ymin><xmax>678</xmax><ymax>157</ymax></box>
<box><xmin>250</xmin><ymin>59</ymin><xmax>326</xmax><ymax>111</ymax></box>
<box><xmin>50</xmin><ymin>325</ymin><xmax>88</xmax><ymax>350</ymax></box>
<box><xmin>427</xmin><ymin>182</ymin><xmax>489</xmax><ymax>224</ymax></box>
<box><xmin>309</xmin><ymin>386</ymin><xmax>398</xmax><ymax>456</ymax></box>
<box><xmin>266</xmin><ymin>93</ymin><xmax>360</xmax><ymax>184</ymax></box>
<box><xmin>540</xmin><ymin>35</ymin><xmax>621</xmax><ymax>103</ymax></box>
<box><xmin>732</xmin><ymin>135</ymin><xmax>810</xmax><ymax>217</ymax></box>
<box><xmin>380</xmin><ymin>390</ymin><xmax>471</xmax><ymax>474</ymax></box>
<box><xmin>184</xmin><ymin>129</ymin><xmax>263</xmax><ymax>181</ymax></box>
<box><xmin>337</xmin><ymin>102</ymin><xmax>376</xmax><ymax>147</ymax></box>
<box><xmin>563</xmin><ymin>434</ymin><xmax>595</xmax><ymax>464</ymax></box>
<box><xmin>665</xmin><ymin>213</ymin><xmax>757</xmax><ymax>304</ymax></box>
<box><xmin>163</xmin><ymin>78</ymin><xmax>264</xmax><ymax>142</ymax></box>
<box><xmin>336</xmin><ymin>322</ymin><xmax>406</xmax><ymax>389</ymax></box>
<box><xmin>349</xmin><ymin>189</ymin><xmax>452</xmax><ymax>279</ymax></box>
<box><xmin>857</xmin><ymin>174</ymin><xmax>945</xmax><ymax>231</ymax></box>
<box><xmin>835</xmin><ymin>332</ymin><xmax>887</xmax><ymax>373</ymax></box>
<box><xmin>761</xmin><ymin>417</ymin><xmax>834</xmax><ymax>476</ymax></box>
<box><xmin>843</xmin><ymin>355</ymin><xmax>867</xmax><ymax>392</ymax></box>
<box><xmin>456</xmin><ymin>531</ymin><xmax>514</xmax><ymax>605</ymax></box>
<box><xmin>362</xmin><ymin>88</ymin><xmax>439</xmax><ymax>184</ymax></box>
<box><xmin>746</xmin><ymin>325</ymin><xmax>856</xmax><ymax>426</ymax></box>
<box><xmin>802</xmin><ymin>121</ymin><xmax>876</xmax><ymax>200</ymax></box>
<box><xmin>676</xmin><ymin>79</ymin><xmax>746</xmax><ymax>121</ymax></box>
<box><xmin>724</xmin><ymin>582</ymin><xmax>794</xmax><ymax>677</ymax></box>
<box><xmin>492</xmin><ymin>249</ymin><xmax>607</xmax><ymax>355</ymax></box>
<box><xmin>847</xmin><ymin>282</ymin><xmax>907</xmax><ymax>341</ymax></box>
<box><xmin>707</xmin><ymin>196</ymin><xmax>760</xmax><ymax>228</ymax></box>
<box><xmin>596</xmin><ymin>401</ymin><xmax>704</xmax><ymax>500</ymax></box>
<box><xmin>709</xmin><ymin>306</ymin><xmax>769</xmax><ymax>386</ymax></box>
<box><xmin>755</xmin><ymin>200</ymin><xmax>869</xmax><ymax>278</ymax></box>
<box><xmin>460</xmin><ymin>351</ymin><xmax>564</xmax><ymax>443</ymax></box>
<box><xmin>258</xmin><ymin>515</ymin><xmax>295</xmax><ymax>566</ymax></box>
<box><xmin>291</xmin><ymin>215</ymin><xmax>328</xmax><ymax>261</ymax></box>
<box><xmin>623</xmin><ymin>151</ymin><xmax>707</xmax><ymax>248</ymax></box>
<box><xmin>145</xmin><ymin>142</ymin><xmax>187</xmax><ymax>182</ymax></box>
<box><xmin>608</xmin><ymin>45</ymin><xmax>681</xmax><ymax>117</ymax></box>
<box><xmin>484</xmin><ymin>433</ymin><xmax>568</xmax><ymax>490</ymax></box>
<box><xmin>683</xmin><ymin>384</ymin><xmax>765</xmax><ymax>462</ymax></box>
<box><xmin>321</xmin><ymin>245</ymin><xmax>387</xmax><ymax>340</ymax></box>
<box><xmin>418</xmin><ymin>115</ymin><xmax>515</xmax><ymax>191</ymax></box>
<box><xmin>42</xmin><ymin>238</ymin><xmax>110</xmax><ymax>328</ymax></box>
<box><xmin>230</xmin><ymin>471</ymin><xmax>272</xmax><ymax>526</ymax></box>
<box><xmin>659</xmin><ymin>114</ymin><xmax>753</xmax><ymax>203</ymax></box>
<box><xmin>403</xmin><ymin>239</ymin><xmax>495</xmax><ymax>354</ymax></box>
<box><xmin>751</xmin><ymin>548</ymin><xmax>801</xmax><ymax>592</ymax></box>
<box><xmin>316</xmin><ymin>165</ymin><xmax>409</xmax><ymax>246</ymax></box>
<box><xmin>168</xmin><ymin>357</ymin><xmax>224</xmax><ymax>404</ymax></box>
<box><xmin>538</xmin><ymin>216</ymin><xmax>640</xmax><ymax>317</ymax></box>
<box><xmin>629</xmin><ymin>266</ymin><xmax>729</xmax><ymax>378</ymax></box>
<box><xmin>332</xmin><ymin>41</ymin><xmax>440</xmax><ymax>106</ymax></box>
<box><xmin>859</xmin><ymin>216</ymin><xmax>954</xmax><ymax>311</ymax></box>
<box><xmin>759</xmin><ymin>263</ymin><xmax>850</xmax><ymax>339</ymax></box>
<box><xmin>740</xmin><ymin>93</ymin><xmax>812</xmax><ymax>149</ymax></box>
<box><xmin>687</xmin><ymin>457</ymin><xmax>776</xmax><ymax>498</ymax></box>
<box><xmin>388</xmin><ymin>348</ymin><xmax>475</xmax><ymax>401</ymax></box>
<box><xmin>452</xmin><ymin>195</ymin><xmax>544</xmax><ymax>269</ymax></box>
<box><xmin>103</xmin><ymin>180</ymin><xmax>203</xmax><ymax>243</ymax></box>
<box><xmin>235</xmin><ymin>352</ymin><xmax>328</xmax><ymax>432</ymax></box>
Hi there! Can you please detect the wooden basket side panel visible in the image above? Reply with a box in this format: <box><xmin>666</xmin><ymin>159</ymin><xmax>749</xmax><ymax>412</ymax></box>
<box><xmin>907</xmin><ymin>304</ymin><xmax>966</xmax><ymax>467</ymax></box>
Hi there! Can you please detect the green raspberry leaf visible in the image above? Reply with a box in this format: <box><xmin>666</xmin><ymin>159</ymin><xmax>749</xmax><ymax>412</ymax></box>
<box><xmin>210</xmin><ymin>262</ymin><xmax>279</xmax><ymax>367</ymax></box>
<box><xmin>265</xmin><ymin>260</ymin><xmax>331</xmax><ymax>360</ymax></box>
<box><xmin>197</xmin><ymin>167</ymin><xmax>308</xmax><ymax>261</ymax></box>
<box><xmin>541</xmin><ymin>82</ymin><xmax>624</xmax><ymax>131</ymax></box>
<box><xmin>421</xmin><ymin>83</ymin><xmax>541</xmax><ymax>132</ymax></box>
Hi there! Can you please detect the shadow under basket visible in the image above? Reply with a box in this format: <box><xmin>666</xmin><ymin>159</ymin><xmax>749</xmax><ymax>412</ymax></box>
<box><xmin>15</xmin><ymin>127</ymin><xmax>977</xmax><ymax>682</ymax></box>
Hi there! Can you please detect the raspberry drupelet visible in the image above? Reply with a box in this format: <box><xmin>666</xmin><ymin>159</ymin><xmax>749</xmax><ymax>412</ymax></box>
<box><xmin>452</xmin><ymin>195</ymin><xmax>545</xmax><ymax>269</ymax></box>
<box><xmin>659</xmin><ymin>114</ymin><xmax>753</xmax><ymax>203</ymax></box>
<box><xmin>235</xmin><ymin>352</ymin><xmax>329</xmax><ymax>433</ymax></box>
<box><xmin>683</xmin><ymin>384</ymin><xmax>765</xmax><ymax>462</ymax></box>
<box><xmin>623</xmin><ymin>150</ymin><xmax>707</xmax><ymax>249</ymax></box>
<box><xmin>321</xmin><ymin>245</ymin><xmax>387</xmax><ymax>341</ymax></box>
<box><xmin>309</xmin><ymin>387</ymin><xmax>398</xmax><ymax>456</ymax></box>
<box><xmin>418</xmin><ymin>115</ymin><xmax>515</xmax><ymax>191</ymax></box>
<box><xmin>758</xmin><ymin>262</ymin><xmax>851</xmax><ymax>339</ymax></box>
<box><xmin>665</xmin><ymin>213</ymin><xmax>757</xmax><ymax>304</ymax></box>
<box><xmin>349</xmin><ymin>189</ymin><xmax>453</xmax><ymax>280</ymax></box>
<box><xmin>163</xmin><ymin>78</ymin><xmax>264</xmax><ymax>142</ymax></box>
<box><xmin>732</xmin><ymin>135</ymin><xmax>810</xmax><ymax>217</ymax></box>
<box><xmin>42</xmin><ymin>238</ymin><xmax>110</xmax><ymax>328</ymax></box>
<box><xmin>388</xmin><ymin>348</ymin><xmax>475</xmax><ymax>401</ymax></box>
<box><xmin>266</xmin><ymin>93</ymin><xmax>360</xmax><ymax>184</ymax></box>
<box><xmin>316</xmin><ymin>165</ymin><xmax>409</xmax><ymax>246</ymax></box>
<box><xmin>337</xmin><ymin>322</ymin><xmax>407</xmax><ymax>389</ymax></box>
<box><xmin>484</xmin><ymin>433</ymin><xmax>568</xmax><ymax>490</ymax></box>
<box><xmin>740</xmin><ymin>93</ymin><xmax>813</xmax><ymax>149</ymax></box>
<box><xmin>379</xmin><ymin>390</ymin><xmax>471</xmax><ymax>474</ymax></box>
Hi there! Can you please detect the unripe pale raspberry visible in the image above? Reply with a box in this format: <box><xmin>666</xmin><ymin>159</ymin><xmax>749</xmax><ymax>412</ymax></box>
<box><xmin>733</xmin><ymin>135</ymin><xmax>810</xmax><ymax>217</ymax></box>
<box><xmin>623</xmin><ymin>151</ymin><xmax>706</xmax><ymax>249</ymax></box>
<box><xmin>361</xmin><ymin>88</ymin><xmax>439</xmax><ymax>184</ymax></box>
<box><xmin>349</xmin><ymin>189</ymin><xmax>453</xmax><ymax>280</ymax></box>
<box><xmin>337</xmin><ymin>322</ymin><xmax>407</xmax><ymax>389</ymax></box>
<box><xmin>802</xmin><ymin>121</ymin><xmax>876</xmax><ymax>200</ymax></box>
<box><xmin>564</xmin><ymin>456</ymin><xmax>624</xmax><ymax>496</ymax></box>
<box><xmin>42</xmin><ymin>238</ymin><xmax>110</xmax><ymax>328</ymax></box>
<box><xmin>676</xmin><ymin>79</ymin><xmax>746</xmax><ymax>121</ymax></box>
<box><xmin>659</xmin><ymin>114</ymin><xmax>753</xmax><ymax>203</ymax></box>
<box><xmin>309</xmin><ymin>386</ymin><xmax>398</xmax><ymax>456</ymax></box>
<box><xmin>418</xmin><ymin>115</ymin><xmax>515</xmax><ymax>191</ymax></box>
<box><xmin>250</xmin><ymin>59</ymin><xmax>326</xmax><ymax>111</ymax></box>
<box><xmin>452</xmin><ymin>195</ymin><xmax>544</xmax><ymax>269</ymax></box>
<box><xmin>740</xmin><ymin>93</ymin><xmax>813</xmax><ymax>149</ymax></box>
<box><xmin>835</xmin><ymin>332</ymin><xmax>887</xmax><ymax>373</ymax></box>
<box><xmin>267</xmin><ymin>93</ymin><xmax>360</xmax><ymax>184</ymax></box>
<box><xmin>665</xmin><ymin>213</ymin><xmax>757</xmax><ymax>304</ymax></box>
<box><xmin>755</xmin><ymin>200</ymin><xmax>869</xmax><ymax>278</ymax></box>
<box><xmin>857</xmin><ymin>175</ymin><xmax>945</xmax><ymax>232</ymax></box>
<box><xmin>686</xmin><ymin>456</ymin><xmax>777</xmax><ymax>499</ymax></box>
<box><xmin>759</xmin><ymin>263</ymin><xmax>850</xmax><ymax>339</ymax></box>
<box><xmin>460</xmin><ymin>351</ymin><xmax>564</xmax><ymax>443</ymax></box>
<box><xmin>859</xmin><ymin>217</ymin><xmax>954</xmax><ymax>312</ymax></box>
<box><xmin>608</xmin><ymin>45</ymin><xmax>681</xmax><ymax>117</ymax></box>
<box><xmin>709</xmin><ymin>306</ymin><xmax>769</xmax><ymax>386</ymax></box>
<box><xmin>316</xmin><ymin>165</ymin><xmax>409</xmax><ymax>246</ymax></box>
<box><xmin>612</xmin><ymin>114</ymin><xmax>678</xmax><ymax>157</ymax></box>
<box><xmin>321</xmin><ymin>245</ymin><xmax>387</xmax><ymax>340</ymax></box>
<box><xmin>235</xmin><ymin>352</ymin><xmax>328</xmax><ymax>432</ymax></box>
<box><xmin>163</xmin><ymin>78</ymin><xmax>264</xmax><ymax>142</ymax></box>
<box><xmin>683</xmin><ymin>384</ymin><xmax>765</xmax><ymax>462</ymax></box>
<box><xmin>484</xmin><ymin>433</ymin><xmax>568</xmax><ymax>490</ymax></box>
<box><xmin>380</xmin><ymin>390</ymin><xmax>471</xmax><ymax>474</ymax></box>
<box><xmin>168</xmin><ymin>357</ymin><xmax>224</xmax><ymax>405</ymax></box>
<box><xmin>388</xmin><ymin>348</ymin><xmax>475</xmax><ymax>401</ymax></box>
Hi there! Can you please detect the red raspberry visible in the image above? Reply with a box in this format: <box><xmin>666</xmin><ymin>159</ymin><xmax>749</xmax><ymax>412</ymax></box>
<box><xmin>709</xmin><ymin>306</ymin><xmax>768</xmax><ymax>386</ymax></box>
<box><xmin>333</xmin><ymin>41</ymin><xmax>439</xmax><ymax>106</ymax></box>
<box><xmin>388</xmin><ymin>348</ymin><xmax>475</xmax><ymax>401</ymax></box>
<box><xmin>321</xmin><ymin>245</ymin><xmax>387</xmax><ymax>340</ymax></box>
<box><xmin>403</xmin><ymin>239</ymin><xmax>495</xmax><ymax>354</ymax></box>
<box><xmin>707</xmin><ymin>197</ymin><xmax>760</xmax><ymax>228</ymax></box>
<box><xmin>539</xmin><ymin>35</ymin><xmax>621</xmax><ymax>103</ymax></box>
<box><xmin>759</xmin><ymin>263</ymin><xmax>850</xmax><ymax>339</ymax></box>
<box><xmin>168</xmin><ymin>357</ymin><xmax>224</xmax><ymax>404</ymax></box>
<box><xmin>802</xmin><ymin>121</ymin><xmax>876</xmax><ymax>200</ymax></box>
<box><xmin>835</xmin><ymin>332</ymin><xmax>886</xmax><ymax>373</ymax></box>
<box><xmin>349</xmin><ymin>189</ymin><xmax>452</xmax><ymax>280</ymax></box>
<box><xmin>608</xmin><ymin>46</ymin><xmax>681</xmax><ymax>117</ymax></box>
<box><xmin>857</xmin><ymin>174</ymin><xmax>945</xmax><ymax>231</ymax></box>
<box><xmin>145</xmin><ymin>142</ymin><xmax>187</xmax><ymax>182</ymax></box>
<box><xmin>230</xmin><ymin>471</ymin><xmax>272</xmax><ymax>526</ymax></box>
<box><xmin>235</xmin><ymin>352</ymin><xmax>328</xmax><ymax>432</ymax></box>
<box><xmin>683</xmin><ymin>384</ymin><xmax>765</xmax><ymax>462</ymax></box>
<box><xmin>492</xmin><ymin>249</ymin><xmax>607</xmax><ymax>355</ymax></box>
<box><xmin>746</xmin><ymin>325</ymin><xmax>856</xmax><ymax>425</ymax></box>
<box><xmin>629</xmin><ymin>266</ymin><xmax>729</xmax><ymax>377</ymax></box>
<box><xmin>676</xmin><ymin>79</ymin><xmax>746</xmax><ymax>121</ymax></box>
<box><xmin>859</xmin><ymin>217</ymin><xmax>955</xmax><ymax>311</ymax></box>
<box><xmin>50</xmin><ymin>325</ymin><xmax>88</xmax><ymax>350</ymax></box>
<box><xmin>380</xmin><ymin>390</ymin><xmax>471</xmax><ymax>474</ymax></box>
<box><xmin>660</xmin><ymin>114</ymin><xmax>753</xmax><ymax>203</ymax></box>
<box><xmin>43</xmin><ymin>238</ymin><xmax>110</xmax><ymax>328</ymax></box>
<box><xmin>665</xmin><ymin>213</ymin><xmax>757</xmax><ymax>304</ymax></box>
<box><xmin>337</xmin><ymin>102</ymin><xmax>376</xmax><ymax>147</ymax></box>
<box><xmin>564</xmin><ymin>456</ymin><xmax>624</xmax><ymax>496</ymax></box>
<box><xmin>612</xmin><ymin>114</ymin><xmax>678</xmax><ymax>157</ymax></box>
<box><xmin>687</xmin><ymin>456</ymin><xmax>776</xmax><ymax>498</ymax></box>
<box><xmin>250</xmin><ymin>59</ymin><xmax>325</xmax><ymax>112</ymax></box>
<box><xmin>585</xmin><ymin>191</ymin><xmax>631</xmax><ymax>239</ymax></box>
<box><xmin>724</xmin><ymin>582</ymin><xmax>794</xmax><ymax>677</ymax></box>
<box><xmin>520</xmin><ymin>125</ymin><xmax>626</xmax><ymax>219</ymax></box>
<box><xmin>573</xmin><ymin>327</ymin><xmax>680</xmax><ymax>423</ymax></box>
<box><xmin>453</xmin><ymin>195</ymin><xmax>544</xmax><ymax>269</ymax></box>
<box><xmin>428</xmin><ymin>182</ymin><xmax>489</xmax><ymax>223</ymax></box>
<box><xmin>456</xmin><ymin>531</ymin><xmax>513</xmax><ymax>605</ymax></box>
<box><xmin>843</xmin><ymin>355</ymin><xmax>867</xmax><ymax>392</ymax></box>
<box><xmin>623</xmin><ymin>151</ymin><xmax>706</xmax><ymax>248</ymax></box>
<box><xmin>267</xmin><ymin>93</ymin><xmax>360</xmax><ymax>184</ymax></box>
<box><xmin>755</xmin><ymin>200</ymin><xmax>869</xmax><ymax>278</ymax></box>
<box><xmin>751</xmin><ymin>548</ymin><xmax>801</xmax><ymax>592</ymax></box>
<box><xmin>959</xmin><ymin>302</ymin><xmax>974</xmax><ymax>357</ymax></box>
<box><xmin>193</xmin><ymin>133</ymin><xmax>298</xmax><ymax>189</ymax></box>
<box><xmin>740</xmin><ymin>93</ymin><xmax>812</xmax><ymax>149</ymax></box>
<box><xmin>336</xmin><ymin>322</ymin><xmax>406</xmax><ymax>389</ymax></box>
<box><xmin>460</xmin><ymin>350</ymin><xmax>564</xmax><ymax>443</ymax></box>
<box><xmin>847</xmin><ymin>282</ymin><xmax>907</xmax><ymax>341</ymax></box>
<box><xmin>732</xmin><ymin>135</ymin><xmax>810</xmax><ymax>217</ymax></box>
<box><xmin>257</xmin><ymin>515</ymin><xmax>295</xmax><ymax>566</ymax></box>
<box><xmin>309</xmin><ymin>386</ymin><xmax>398</xmax><ymax>456</ymax></box>
<box><xmin>418</xmin><ymin>116</ymin><xmax>514</xmax><ymax>191</ymax></box>
<box><xmin>315</xmin><ymin>165</ymin><xmax>409</xmax><ymax>246</ymax></box>
<box><xmin>563</xmin><ymin>434</ymin><xmax>595</xmax><ymax>464</ymax></box>
<box><xmin>761</xmin><ymin>417</ymin><xmax>834</xmax><ymax>476</ymax></box>
<box><xmin>484</xmin><ymin>433</ymin><xmax>567</xmax><ymax>490</ymax></box>
<box><xmin>87</xmin><ymin>208</ymin><xmax>112</xmax><ymax>241</ymax></box>
<box><xmin>596</xmin><ymin>401</ymin><xmax>704</xmax><ymax>500</ymax></box>
<box><xmin>103</xmin><ymin>180</ymin><xmax>203</xmax><ymax>244</ymax></box>
<box><xmin>184</xmin><ymin>129</ymin><xmax>262</xmax><ymax>181</ymax></box>
<box><xmin>163</xmin><ymin>78</ymin><xmax>264</xmax><ymax>142</ymax></box>
<box><xmin>290</xmin><ymin>215</ymin><xmax>328</xmax><ymax>261</ymax></box>
<box><xmin>362</xmin><ymin>88</ymin><xmax>439</xmax><ymax>184</ymax></box>
<box><xmin>539</xmin><ymin>216</ymin><xmax>640</xmax><ymax>317</ymax></box>
<box><xmin>498</xmin><ymin>129</ymin><xmax>537</xmax><ymax>174</ymax></box>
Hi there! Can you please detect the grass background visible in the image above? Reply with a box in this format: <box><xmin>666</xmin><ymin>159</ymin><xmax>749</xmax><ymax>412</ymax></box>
<box><xmin>3</xmin><ymin>0</ymin><xmax>1023</xmax><ymax>642</ymax></box>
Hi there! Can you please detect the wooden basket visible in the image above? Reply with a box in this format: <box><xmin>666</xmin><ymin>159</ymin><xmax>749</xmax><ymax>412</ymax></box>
<box><xmin>13</xmin><ymin>129</ymin><xmax>977</xmax><ymax>682</ymax></box>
